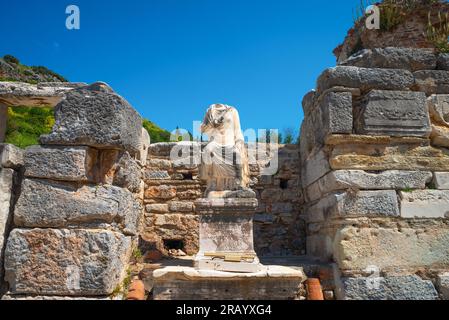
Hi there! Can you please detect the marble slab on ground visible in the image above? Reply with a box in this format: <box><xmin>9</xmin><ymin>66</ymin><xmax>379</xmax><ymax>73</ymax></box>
<box><xmin>153</xmin><ymin>265</ymin><xmax>306</xmax><ymax>300</ymax></box>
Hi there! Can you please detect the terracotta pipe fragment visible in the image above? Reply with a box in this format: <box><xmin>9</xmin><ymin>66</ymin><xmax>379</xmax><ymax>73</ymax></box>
<box><xmin>127</xmin><ymin>279</ymin><xmax>146</xmax><ymax>301</ymax></box>
<box><xmin>306</xmin><ymin>278</ymin><xmax>324</xmax><ymax>301</ymax></box>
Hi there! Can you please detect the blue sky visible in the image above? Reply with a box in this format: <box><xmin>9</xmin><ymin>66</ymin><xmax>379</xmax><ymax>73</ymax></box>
<box><xmin>1</xmin><ymin>0</ymin><xmax>358</xmax><ymax>136</ymax></box>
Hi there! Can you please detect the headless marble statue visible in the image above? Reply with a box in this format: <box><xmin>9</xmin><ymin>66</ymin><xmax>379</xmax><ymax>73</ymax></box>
<box><xmin>195</xmin><ymin>104</ymin><xmax>261</xmax><ymax>273</ymax></box>
<box><xmin>199</xmin><ymin>104</ymin><xmax>250</xmax><ymax>198</ymax></box>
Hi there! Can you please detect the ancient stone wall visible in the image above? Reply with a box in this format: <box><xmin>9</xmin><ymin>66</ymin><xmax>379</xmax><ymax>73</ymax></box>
<box><xmin>0</xmin><ymin>144</ymin><xmax>23</xmax><ymax>295</ymax></box>
<box><xmin>1</xmin><ymin>82</ymin><xmax>149</xmax><ymax>300</ymax></box>
<box><xmin>301</xmin><ymin>48</ymin><xmax>449</xmax><ymax>300</ymax></box>
<box><xmin>140</xmin><ymin>142</ymin><xmax>305</xmax><ymax>258</ymax></box>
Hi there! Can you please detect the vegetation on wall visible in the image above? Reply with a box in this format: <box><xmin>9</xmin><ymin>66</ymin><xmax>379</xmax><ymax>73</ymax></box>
<box><xmin>349</xmin><ymin>0</ymin><xmax>449</xmax><ymax>55</ymax></box>
<box><xmin>427</xmin><ymin>11</ymin><xmax>449</xmax><ymax>53</ymax></box>
<box><xmin>5</xmin><ymin>106</ymin><xmax>55</xmax><ymax>148</ymax></box>
<box><xmin>354</xmin><ymin>0</ymin><xmax>444</xmax><ymax>31</ymax></box>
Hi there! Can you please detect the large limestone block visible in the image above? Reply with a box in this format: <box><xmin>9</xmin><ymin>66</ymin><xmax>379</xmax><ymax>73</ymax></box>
<box><xmin>437</xmin><ymin>273</ymin><xmax>449</xmax><ymax>300</ymax></box>
<box><xmin>0</xmin><ymin>168</ymin><xmax>14</xmax><ymax>274</ymax></box>
<box><xmin>301</xmin><ymin>90</ymin><xmax>316</xmax><ymax>115</ymax></box>
<box><xmin>110</xmin><ymin>151</ymin><xmax>142</xmax><ymax>193</ymax></box>
<box><xmin>338</xmin><ymin>275</ymin><xmax>438</xmax><ymax>300</ymax></box>
<box><xmin>414</xmin><ymin>70</ymin><xmax>449</xmax><ymax>94</ymax></box>
<box><xmin>0</xmin><ymin>143</ymin><xmax>24</xmax><ymax>169</ymax></box>
<box><xmin>328</xmin><ymin>135</ymin><xmax>449</xmax><ymax>172</ymax></box>
<box><xmin>15</xmin><ymin>179</ymin><xmax>141</xmax><ymax>235</ymax></box>
<box><xmin>433</xmin><ymin>172</ymin><xmax>449</xmax><ymax>190</ymax></box>
<box><xmin>300</xmin><ymin>91</ymin><xmax>353</xmax><ymax>156</ymax></box>
<box><xmin>400</xmin><ymin>190</ymin><xmax>449</xmax><ymax>219</ymax></box>
<box><xmin>321</xmin><ymin>91</ymin><xmax>353</xmax><ymax>134</ymax></box>
<box><xmin>317</xmin><ymin>66</ymin><xmax>414</xmax><ymax>93</ymax></box>
<box><xmin>138</xmin><ymin>128</ymin><xmax>151</xmax><ymax>165</ymax></box>
<box><xmin>334</xmin><ymin>224</ymin><xmax>449</xmax><ymax>271</ymax></box>
<box><xmin>153</xmin><ymin>266</ymin><xmax>306</xmax><ymax>300</ymax></box>
<box><xmin>301</xmin><ymin>149</ymin><xmax>331</xmax><ymax>188</ymax></box>
<box><xmin>4</xmin><ymin>229</ymin><xmax>131</xmax><ymax>296</ymax></box>
<box><xmin>40</xmin><ymin>82</ymin><xmax>143</xmax><ymax>155</ymax></box>
<box><xmin>24</xmin><ymin>146</ymin><xmax>98</xmax><ymax>182</ymax></box>
<box><xmin>428</xmin><ymin>94</ymin><xmax>449</xmax><ymax>147</ymax></box>
<box><xmin>340</xmin><ymin>48</ymin><xmax>437</xmax><ymax>71</ymax></box>
<box><xmin>307</xmin><ymin>191</ymin><xmax>399</xmax><ymax>223</ymax></box>
<box><xmin>306</xmin><ymin>170</ymin><xmax>432</xmax><ymax>202</ymax></box>
<box><xmin>0</xmin><ymin>81</ymin><xmax>84</xmax><ymax>107</ymax></box>
<box><xmin>148</xmin><ymin>143</ymin><xmax>178</xmax><ymax>157</ymax></box>
<box><xmin>438</xmin><ymin>54</ymin><xmax>449</xmax><ymax>71</ymax></box>
<box><xmin>355</xmin><ymin>91</ymin><xmax>431</xmax><ymax>137</ymax></box>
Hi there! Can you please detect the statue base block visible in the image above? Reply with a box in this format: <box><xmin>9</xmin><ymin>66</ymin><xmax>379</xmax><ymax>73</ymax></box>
<box><xmin>153</xmin><ymin>266</ymin><xmax>307</xmax><ymax>300</ymax></box>
<box><xmin>194</xmin><ymin>197</ymin><xmax>260</xmax><ymax>273</ymax></box>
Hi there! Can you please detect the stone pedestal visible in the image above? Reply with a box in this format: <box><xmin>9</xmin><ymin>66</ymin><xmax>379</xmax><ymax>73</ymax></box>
<box><xmin>194</xmin><ymin>197</ymin><xmax>262</xmax><ymax>273</ymax></box>
<box><xmin>153</xmin><ymin>266</ymin><xmax>306</xmax><ymax>300</ymax></box>
<box><xmin>0</xmin><ymin>103</ymin><xmax>7</xmax><ymax>143</ymax></box>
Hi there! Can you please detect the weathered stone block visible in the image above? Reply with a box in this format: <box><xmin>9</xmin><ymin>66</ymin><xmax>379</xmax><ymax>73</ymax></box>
<box><xmin>437</xmin><ymin>53</ymin><xmax>449</xmax><ymax>71</ymax></box>
<box><xmin>301</xmin><ymin>149</ymin><xmax>331</xmax><ymax>188</ymax></box>
<box><xmin>433</xmin><ymin>172</ymin><xmax>449</xmax><ymax>190</ymax></box>
<box><xmin>147</xmin><ymin>159</ymin><xmax>172</xmax><ymax>170</ymax></box>
<box><xmin>428</xmin><ymin>94</ymin><xmax>449</xmax><ymax>147</ymax></box>
<box><xmin>168</xmin><ymin>201</ymin><xmax>194</xmax><ymax>213</ymax></box>
<box><xmin>400</xmin><ymin>190</ymin><xmax>449</xmax><ymax>218</ymax></box>
<box><xmin>307</xmin><ymin>191</ymin><xmax>399</xmax><ymax>223</ymax></box>
<box><xmin>4</xmin><ymin>229</ymin><xmax>131</xmax><ymax>296</ymax></box>
<box><xmin>0</xmin><ymin>168</ymin><xmax>14</xmax><ymax>278</ymax></box>
<box><xmin>146</xmin><ymin>204</ymin><xmax>169</xmax><ymax>214</ymax></box>
<box><xmin>317</xmin><ymin>66</ymin><xmax>414</xmax><ymax>93</ymax></box>
<box><xmin>301</xmin><ymin>90</ymin><xmax>316</xmax><ymax>115</ymax></box>
<box><xmin>153</xmin><ymin>266</ymin><xmax>306</xmax><ymax>300</ymax></box>
<box><xmin>340</xmin><ymin>48</ymin><xmax>437</xmax><ymax>71</ymax></box>
<box><xmin>195</xmin><ymin>198</ymin><xmax>258</xmax><ymax>258</ymax></box>
<box><xmin>321</xmin><ymin>91</ymin><xmax>353</xmax><ymax>134</ymax></box>
<box><xmin>40</xmin><ymin>83</ymin><xmax>143</xmax><ymax>155</ymax></box>
<box><xmin>145</xmin><ymin>170</ymin><xmax>170</xmax><ymax>180</ymax></box>
<box><xmin>0</xmin><ymin>144</ymin><xmax>24</xmax><ymax>169</ymax></box>
<box><xmin>0</xmin><ymin>82</ymin><xmax>85</xmax><ymax>107</ymax></box>
<box><xmin>334</xmin><ymin>224</ymin><xmax>449</xmax><ymax>271</ymax></box>
<box><xmin>24</xmin><ymin>146</ymin><xmax>98</xmax><ymax>182</ymax></box>
<box><xmin>145</xmin><ymin>185</ymin><xmax>176</xmax><ymax>200</ymax></box>
<box><xmin>414</xmin><ymin>70</ymin><xmax>449</xmax><ymax>94</ymax></box>
<box><xmin>15</xmin><ymin>179</ymin><xmax>141</xmax><ymax>235</ymax></box>
<box><xmin>138</xmin><ymin>128</ymin><xmax>151</xmax><ymax>165</ymax></box>
<box><xmin>437</xmin><ymin>273</ymin><xmax>449</xmax><ymax>300</ymax></box>
<box><xmin>111</xmin><ymin>152</ymin><xmax>142</xmax><ymax>193</ymax></box>
<box><xmin>301</xmin><ymin>91</ymin><xmax>353</xmax><ymax>155</ymax></box>
<box><xmin>307</xmin><ymin>170</ymin><xmax>432</xmax><ymax>202</ymax></box>
<box><xmin>338</xmin><ymin>275</ymin><xmax>438</xmax><ymax>300</ymax></box>
<box><xmin>355</xmin><ymin>90</ymin><xmax>430</xmax><ymax>137</ymax></box>
<box><xmin>329</xmin><ymin>135</ymin><xmax>449</xmax><ymax>172</ymax></box>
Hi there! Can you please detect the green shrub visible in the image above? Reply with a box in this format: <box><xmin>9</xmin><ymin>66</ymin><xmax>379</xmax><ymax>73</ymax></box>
<box><xmin>30</xmin><ymin>66</ymin><xmax>68</xmax><ymax>82</ymax></box>
<box><xmin>5</xmin><ymin>106</ymin><xmax>55</xmax><ymax>148</ymax></box>
<box><xmin>143</xmin><ymin>119</ymin><xmax>171</xmax><ymax>143</ymax></box>
<box><xmin>427</xmin><ymin>11</ymin><xmax>449</xmax><ymax>53</ymax></box>
<box><xmin>3</xmin><ymin>55</ymin><xmax>19</xmax><ymax>65</ymax></box>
